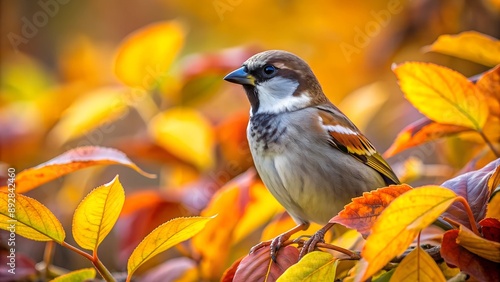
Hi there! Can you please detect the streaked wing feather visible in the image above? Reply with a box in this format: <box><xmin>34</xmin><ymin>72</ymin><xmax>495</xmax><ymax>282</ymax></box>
<box><xmin>317</xmin><ymin>107</ymin><xmax>400</xmax><ymax>185</ymax></box>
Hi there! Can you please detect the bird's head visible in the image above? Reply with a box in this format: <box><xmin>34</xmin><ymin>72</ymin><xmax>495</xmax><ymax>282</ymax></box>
<box><xmin>224</xmin><ymin>50</ymin><xmax>327</xmax><ymax>115</ymax></box>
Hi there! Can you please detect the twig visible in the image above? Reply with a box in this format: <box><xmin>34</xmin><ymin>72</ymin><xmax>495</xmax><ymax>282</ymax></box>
<box><xmin>390</xmin><ymin>245</ymin><xmax>442</xmax><ymax>263</ymax></box>
<box><xmin>478</xmin><ymin>130</ymin><xmax>500</xmax><ymax>158</ymax></box>
<box><xmin>61</xmin><ymin>241</ymin><xmax>116</xmax><ymax>282</ymax></box>
<box><xmin>42</xmin><ymin>241</ymin><xmax>55</xmax><ymax>280</ymax></box>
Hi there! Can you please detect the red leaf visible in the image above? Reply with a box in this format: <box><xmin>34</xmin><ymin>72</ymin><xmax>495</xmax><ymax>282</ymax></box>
<box><xmin>441</xmin><ymin>158</ymin><xmax>500</xmax><ymax>230</ymax></box>
<box><xmin>441</xmin><ymin>230</ymin><xmax>500</xmax><ymax>281</ymax></box>
<box><xmin>480</xmin><ymin>218</ymin><xmax>500</xmax><ymax>243</ymax></box>
<box><xmin>233</xmin><ymin>246</ymin><xmax>299</xmax><ymax>282</ymax></box>
<box><xmin>330</xmin><ymin>184</ymin><xmax>412</xmax><ymax>238</ymax></box>
<box><xmin>0</xmin><ymin>247</ymin><xmax>36</xmax><ymax>280</ymax></box>
<box><xmin>221</xmin><ymin>257</ymin><xmax>243</xmax><ymax>282</ymax></box>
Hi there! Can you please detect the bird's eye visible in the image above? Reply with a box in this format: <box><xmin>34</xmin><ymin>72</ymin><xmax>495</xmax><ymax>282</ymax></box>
<box><xmin>262</xmin><ymin>65</ymin><xmax>277</xmax><ymax>77</ymax></box>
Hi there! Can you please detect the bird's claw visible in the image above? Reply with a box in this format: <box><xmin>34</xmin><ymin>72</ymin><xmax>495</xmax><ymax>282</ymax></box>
<box><xmin>299</xmin><ymin>229</ymin><xmax>326</xmax><ymax>259</ymax></box>
<box><xmin>250</xmin><ymin>235</ymin><xmax>287</xmax><ymax>263</ymax></box>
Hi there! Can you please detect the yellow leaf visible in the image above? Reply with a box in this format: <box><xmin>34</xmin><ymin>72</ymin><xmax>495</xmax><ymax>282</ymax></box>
<box><xmin>358</xmin><ymin>186</ymin><xmax>457</xmax><ymax>281</ymax></box>
<box><xmin>486</xmin><ymin>193</ymin><xmax>500</xmax><ymax>220</ymax></box>
<box><xmin>0</xmin><ymin>192</ymin><xmax>65</xmax><ymax>243</ymax></box>
<box><xmin>425</xmin><ymin>31</ymin><xmax>500</xmax><ymax>67</ymax></box>
<box><xmin>126</xmin><ymin>216</ymin><xmax>214</xmax><ymax>281</ymax></box>
<box><xmin>48</xmin><ymin>87</ymin><xmax>129</xmax><ymax>145</ymax></box>
<box><xmin>3</xmin><ymin>146</ymin><xmax>155</xmax><ymax>194</ymax></box>
<box><xmin>394</xmin><ymin>62</ymin><xmax>489</xmax><ymax>130</ymax></box>
<box><xmin>72</xmin><ymin>175</ymin><xmax>125</xmax><ymax>252</ymax></box>
<box><xmin>389</xmin><ymin>247</ymin><xmax>446</xmax><ymax>282</ymax></box>
<box><xmin>457</xmin><ymin>225</ymin><xmax>500</xmax><ymax>262</ymax></box>
<box><xmin>114</xmin><ymin>21</ymin><xmax>184</xmax><ymax>88</ymax></box>
<box><xmin>277</xmin><ymin>251</ymin><xmax>337</xmax><ymax>282</ymax></box>
<box><xmin>49</xmin><ymin>268</ymin><xmax>96</xmax><ymax>282</ymax></box>
<box><xmin>149</xmin><ymin>107</ymin><xmax>215</xmax><ymax>170</ymax></box>
<box><xmin>232</xmin><ymin>180</ymin><xmax>283</xmax><ymax>244</ymax></box>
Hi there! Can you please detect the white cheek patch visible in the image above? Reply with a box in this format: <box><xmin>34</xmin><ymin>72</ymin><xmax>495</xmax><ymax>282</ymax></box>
<box><xmin>255</xmin><ymin>77</ymin><xmax>310</xmax><ymax>114</ymax></box>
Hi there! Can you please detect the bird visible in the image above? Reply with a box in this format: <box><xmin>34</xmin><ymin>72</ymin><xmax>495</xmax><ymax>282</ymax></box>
<box><xmin>223</xmin><ymin>50</ymin><xmax>401</xmax><ymax>260</ymax></box>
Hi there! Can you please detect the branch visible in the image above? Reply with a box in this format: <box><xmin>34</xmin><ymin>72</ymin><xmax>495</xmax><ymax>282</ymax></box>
<box><xmin>478</xmin><ymin>130</ymin><xmax>500</xmax><ymax>158</ymax></box>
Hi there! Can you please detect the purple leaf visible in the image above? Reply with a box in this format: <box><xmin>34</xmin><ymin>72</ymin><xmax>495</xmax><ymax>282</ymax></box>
<box><xmin>441</xmin><ymin>158</ymin><xmax>500</xmax><ymax>229</ymax></box>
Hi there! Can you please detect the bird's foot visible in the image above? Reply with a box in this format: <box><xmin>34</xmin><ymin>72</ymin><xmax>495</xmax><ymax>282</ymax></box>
<box><xmin>250</xmin><ymin>234</ymin><xmax>290</xmax><ymax>262</ymax></box>
<box><xmin>299</xmin><ymin>229</ymin><xmax>327</xmax><ymax>259</ymax></box>
<box><xmin>298</xmin><ymin>222</ymin><xmax>335</xmax><ymax>259</ymax></box>
<box><xmin>250</xmin><ymin>223</ymin><xmax>309</xmax><ymax>262</ymax></box>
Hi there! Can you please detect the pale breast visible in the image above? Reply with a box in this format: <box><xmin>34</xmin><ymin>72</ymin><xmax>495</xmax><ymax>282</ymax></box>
<box><xmin>247</xmin><ymin>109</ymin><xmax>386</xmax><ymax>225</ymax></box>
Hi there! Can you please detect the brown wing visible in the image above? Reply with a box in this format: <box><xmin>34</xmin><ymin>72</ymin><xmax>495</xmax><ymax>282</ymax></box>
<box><xmin>316</xmin><ymin>106</ymin><xmax>400</xmax><ymax>185</ymax></box>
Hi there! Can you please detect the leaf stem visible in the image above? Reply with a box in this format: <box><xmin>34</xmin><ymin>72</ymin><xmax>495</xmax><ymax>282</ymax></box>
<box><xmin>478</xmin><ymin>130</ymin><xmax>500</xmax><ymax>157</ymax></box>
<box><xmin>60</xmin><ymin>242</ymin><xmax>116</xmax><ymax>282</ymax></box>
<box><xmin>456</xmin><ymin>196</ymin><xmax>480</xmax><ymax>236</ymax></box>
<box><xmin>288</xmin><ymin>239</ymin><xmax>361</xmax><ymax>259</ymax></box>
<box><xmin>42</xmin><ymin>241</ymin><xmax>55</xmax><ymax>280</ymax></box>
<box><xmin>94</xmin><ymin>255</ymin><xmax>116</xmax><ymax>282</ymax></box>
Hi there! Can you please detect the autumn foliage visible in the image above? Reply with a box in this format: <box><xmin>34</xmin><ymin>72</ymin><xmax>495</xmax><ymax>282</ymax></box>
<box><xmin>1</xmin><ymin>2</ymin><xmax>500</xmax><ymax>282</ymax></box>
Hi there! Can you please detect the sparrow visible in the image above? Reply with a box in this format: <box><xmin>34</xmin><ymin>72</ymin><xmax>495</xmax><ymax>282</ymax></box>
<box><xmin>223</xmin><ymin>50</ymin><xmax>400</xmax><ymax>259</ymax></box>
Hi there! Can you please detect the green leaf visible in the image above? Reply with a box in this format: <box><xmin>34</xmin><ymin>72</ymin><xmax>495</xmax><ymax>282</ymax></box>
<box><xmin>277</xmin><ymin>251</ymin><xmax>338</xmax><ymax>282</ymax></box>
<box><xmin>50</xmin><ymin>268</ymin><xmax>96</xmax><ymax>282</ymax></box>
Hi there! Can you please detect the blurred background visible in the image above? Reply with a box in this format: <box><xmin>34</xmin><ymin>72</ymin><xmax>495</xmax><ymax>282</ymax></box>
<box><xmin>1</xmin><ymin>0</ymin><xmax>499</xmax><ymax>280</ymax></box>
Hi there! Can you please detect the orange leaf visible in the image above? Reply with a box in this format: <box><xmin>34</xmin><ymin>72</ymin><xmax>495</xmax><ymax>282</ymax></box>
<box><xmin>393</xmin><ymin>62</ymin><xmax>489</xmax><ymax>131</ymax></box>
<box><xmin>457</xmin><ymin>225</ymin><xmax>500</xmax><ymax>262</ymax></box>
<box><xmin>383</xmin><ymin>118</ymin><xmax>471</xmax><ymax>158</ymax></box>
<box><xmin>1</xmin><ymin>146</ymin><xmax>155</xmax><ymax>193</ymax></box>
<box><xmin>192</xmin><ymin>170</ymin><xmax>256</xmax><ymax>280</ymax></box>
<box><xmin>477</xmin><ymin>65</ymin><xmax>500</xmax><ymax>117</ymax></box>
<box><xmin>232</xmin><ymin>180</ymin><xmax>283</xmax><ymax>244</ymax></box>
<box><xmin>389</xmin><ymin>247</ymin><xmax>445</xmax><ymax>282</ymax></box>
<box><xmin>114</xmin><ymin>21</ymin><xmax>184</xmax><ymax>88</ymax></box>
<box><xmin>232</xmin><ymin>246</ymin><xmax>299</xmax><ymax>282</ymax></box>
<box><xmin>216</xmin><ymin>111</ymin><xmax>252</xmax><ymax>170</ymax></box>
<box><xmin>424</xmin><ymin>31</ymin><xmax>500</xmax><ymax>67</ymax></box>
<box><xmin>358</xmin><ymin>186</ymin><xmax>457</xmax><ymax>281</ymax></box>
<box><xmin>261</xmin><ymin>212</ymin><xmax>326</xmax><ymax>243</ymax></box>
<box><xmin>486</xmin><ymin>193</ymin><xmax>500</xmax><ymax>220</ymax></box>
<box><xmin>330</xmin><ymin>184</ymin><xmax>412</xmax><ymax>238</ymax></box>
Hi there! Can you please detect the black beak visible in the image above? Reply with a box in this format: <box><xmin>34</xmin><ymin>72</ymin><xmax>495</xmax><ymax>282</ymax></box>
<box><xmin>223</xmin><ymin>67</ymin><xmax>255</xmax><ymax>86</ymax></box>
